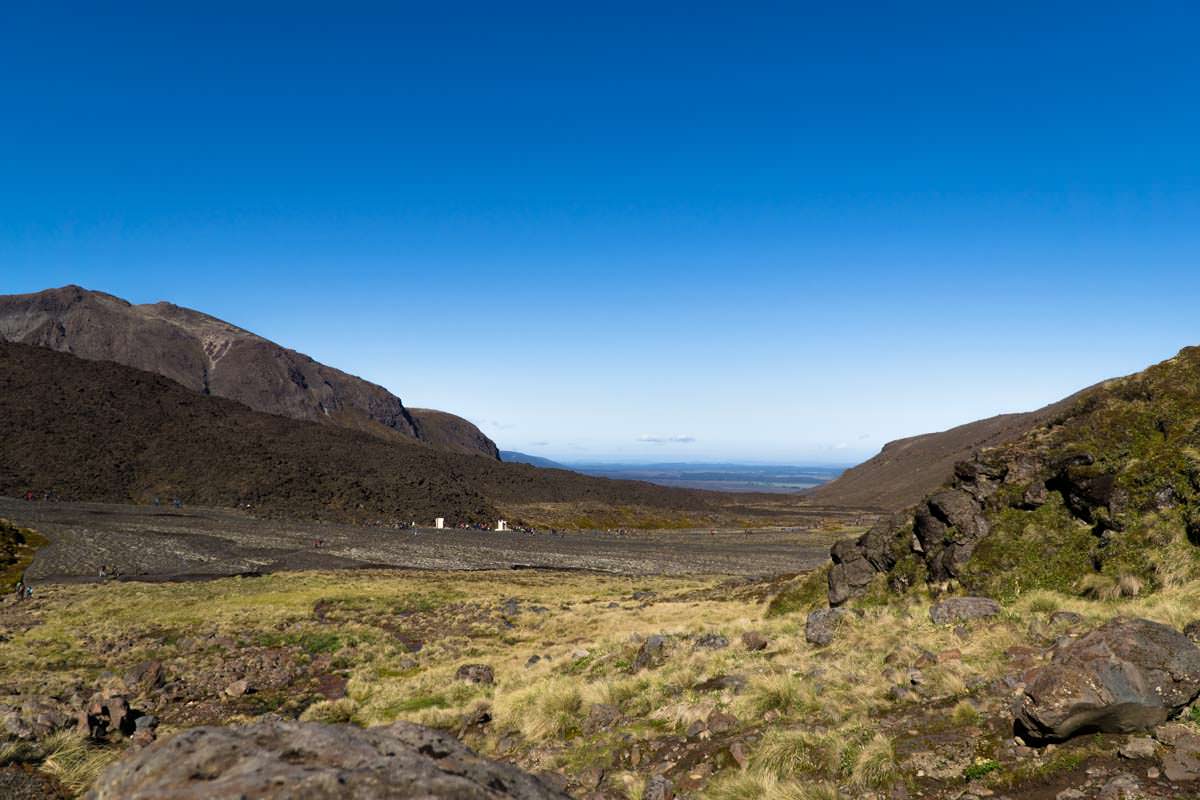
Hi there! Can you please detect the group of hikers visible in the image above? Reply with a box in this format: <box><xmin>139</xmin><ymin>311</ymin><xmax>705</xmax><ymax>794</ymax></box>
<box><xmin>22</xmin><ymin>490</ymin><xmax>52</xmax><ymax>502</ymax></box>
<box><xmin>12</xmin><ymin>574</ymin><xmax>33</xmax><ymax>601</ymax></box>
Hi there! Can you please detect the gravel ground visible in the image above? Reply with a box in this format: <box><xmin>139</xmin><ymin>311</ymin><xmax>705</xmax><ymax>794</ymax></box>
<box><xmin>0</xmin><ymin>498</ymin><xmax>842</xmax><ymax>582</ymax></box>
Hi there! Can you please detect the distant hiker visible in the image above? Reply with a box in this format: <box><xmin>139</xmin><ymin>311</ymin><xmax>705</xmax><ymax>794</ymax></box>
<box><xmin>14</xmin><ymin>576</ymin><xmax>25</xmax><ymax>600</ymax></box>
<box><xmin>24</xmin><ymin>490</ymin><xmax>33</xmax><ymax>502</ymax></box>
<box><xmin>25</xmin><ymin>585</ymin><xmax>32</xmax><ymax>599</ymax></box>
<box><xmin>152</xmin><ymin>497</ymin><xmax>160</xmax><ymax>507</ymax></box>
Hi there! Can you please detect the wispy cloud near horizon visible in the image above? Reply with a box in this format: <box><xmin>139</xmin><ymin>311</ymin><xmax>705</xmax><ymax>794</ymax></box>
<box><xmin>637</xmin><ymin>434</ymin><xmax>697</xmax><ymax>444</ymax></box>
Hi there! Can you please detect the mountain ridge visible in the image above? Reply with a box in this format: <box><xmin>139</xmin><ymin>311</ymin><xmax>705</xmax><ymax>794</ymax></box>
<box><xmin>0</xmin><ymin>285</ymin><xmax>497</xmax><ymax>458</ymax></box>
<box><xmin>804</xmin><ymin>388</ymin><xmax>1096</xmax><ymax>511</ymax></box>
<box><xmin>0</xmin><ymin>340</ymin><xmax>753</xmax><ymax>527</ymax></box>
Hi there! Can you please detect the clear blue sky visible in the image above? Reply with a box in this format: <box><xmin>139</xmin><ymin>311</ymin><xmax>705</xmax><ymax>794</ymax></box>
<box><xmin>3</xmin><ymin>2</ymin><xmax>1198</xmax><ymax>463</ymax></box>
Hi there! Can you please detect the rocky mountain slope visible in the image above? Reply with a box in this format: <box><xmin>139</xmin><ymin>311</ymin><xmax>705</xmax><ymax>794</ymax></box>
<box><xmin>805</xmin><ymin>389</ymin><xmax>1092</xmax><ymax>511</ymax></box>
<box><xmin>829</xmin><ymin>345</ymin><xmax>1200</xmax><ymax>605</ymax></box>
<box><xmin>0</xmin><ymin>341</ymin><xmax>729</xmax><ymax>526</ymax></box>
<box><xmin>409</xmin><ymin>408</ymin><xmax>500</xmax><ymax>459</ymax></box>
<box><xmin>0</xmin><ymin>286</ymin><xmax>498</xmax><ymax>458</ymax></box>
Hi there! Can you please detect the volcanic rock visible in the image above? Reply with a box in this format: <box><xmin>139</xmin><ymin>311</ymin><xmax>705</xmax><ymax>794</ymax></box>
<box><xmin>741</xmin><ymin>631</ymin><xmax>768</xmax><ymax>651</ymax></box>
<box><xmin>455</xmin><ymin>664</ymin><xmax>495</xmax><ymax>685</ymax></box>
<box><xmin>1015</xmin><ymin>618</ymin><xmax>1200</xmax><ymax>741</ymax></box>
<box><xmin>85</xmin><ymin>719</ymin><xmax>571</xmax><ymax>799</ymax></box>
<box><xmin>805</xmin><ymin>608</ymin><xmax>849</xmax><ymax>646</ymax></box>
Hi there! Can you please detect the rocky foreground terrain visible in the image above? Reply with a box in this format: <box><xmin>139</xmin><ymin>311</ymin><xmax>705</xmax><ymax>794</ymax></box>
<box><xmin>6</xmin><ymin>553</ymin><xmax>1200</xmax><ymax>799</ymax></box>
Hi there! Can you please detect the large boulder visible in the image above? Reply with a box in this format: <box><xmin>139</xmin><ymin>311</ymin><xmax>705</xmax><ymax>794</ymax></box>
<box><xmin>1015</xmin><ymin>618</ymin><xmax>1200</xmax><ymax>742</ymax></box>
<box><xmin>86</xmin><ymin>719</ymin><xmax>571</xmax><ymax>799</ymax></box>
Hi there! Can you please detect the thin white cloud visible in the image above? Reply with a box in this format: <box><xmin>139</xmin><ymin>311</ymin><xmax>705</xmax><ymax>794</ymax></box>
<box><xmin>637</xmin><ymin>434</ymin><xmax>697</xmax><ymax>444</ymax></box>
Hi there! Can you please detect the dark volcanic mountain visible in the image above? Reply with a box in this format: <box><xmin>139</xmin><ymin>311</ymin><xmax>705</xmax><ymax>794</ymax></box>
<box><xmin>804</xmin><ymin>390</ymin><xmax>1091</xmax><ymax>511</ymax></box>
<box><xmin>410</xmin><ymin>409</ymin><xmax>500</xmax><ymax>459</ymax></box>
<box><xmin>0</xmin><ymin>340</ymin><xmax>724</xmax><ymax>525</ymax></box>
<box><xmin>0</xmin><ymin>285</ymin><xmax>497</xmax><ymax>458</ymax></box>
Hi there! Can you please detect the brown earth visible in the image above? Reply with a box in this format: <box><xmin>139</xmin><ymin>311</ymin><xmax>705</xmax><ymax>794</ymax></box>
<box><xmin>0</xmin><ymin>285</ymin><xmax>498</xmax><ymax>458</ymax></box>
<box><xmin>804</xmin><ymin>387</ymin><xmax>1095</xmax><ymax>511</ymax></box>
<box><xmin>409</xmin><ymin>408</ymin><xmax>501</xmax><ymax>459</ymax></box>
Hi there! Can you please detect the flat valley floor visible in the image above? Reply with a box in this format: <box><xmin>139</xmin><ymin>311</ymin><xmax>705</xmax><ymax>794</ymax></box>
<box><xmin>0</xmin><ymin>498</ymin><xmax>844</xmax><ymax>583</ymax></box>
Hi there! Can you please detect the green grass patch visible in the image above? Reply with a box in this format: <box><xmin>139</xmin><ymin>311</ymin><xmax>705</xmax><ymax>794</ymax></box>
<box><xmin>964</xmin><ymin>758</ymin><xmax>1000</xmax><ymax>780</ymax></box>
<box><xmin>766</xmin><ymin>566</ymin><xmax>830</xmax><ymax>617</ymax></box>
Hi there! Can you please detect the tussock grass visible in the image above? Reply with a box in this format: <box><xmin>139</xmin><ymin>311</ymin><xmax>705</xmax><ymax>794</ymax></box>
<box><xmin>705</xmin><ymin>770</ymin><xmax>844</xmax><ymax>800</ymax></box>
<box><xmin>849</xmin><ymin>732</ymin><xmax>898</xmax><ymax>789</ymax></box>
<box><xmin>37</xmin><ymin>731</ymin><xmax>120</xmax><ymax>796</ymax></box>
<box><xmin>16</xmin><ymin>560</ymin><xmax>1200</xmax><ymax>799</ymax></box>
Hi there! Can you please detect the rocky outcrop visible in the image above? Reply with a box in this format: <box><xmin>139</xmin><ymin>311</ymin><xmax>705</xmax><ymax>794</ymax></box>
<box><xmin>1015</xmin><ymin>618</ymin><xmax>1200</xmax><ymax>742</ymax></box>
<box><xmin>0</xmin><ymin>286</ymin><xmax>499</xmax><ymax>459</ymax></box>
<box><xmin>915</xmin><ymin>489</ymin><xmax>991</xmax><ymax>582</ymax></box>
<box><xmin>826</xmin><ymin>441</ymin><xmax>1137</xmax><ymax>604</ymax></box>
<box><xmin>828</xmin><ymin>513</ymin><xmax>910</xmax><ymax>605</ymax></box>
<box><xmin>86</xmin><ymin>719</ymin><xmax>571</xmax><ymax>799</ymax></box>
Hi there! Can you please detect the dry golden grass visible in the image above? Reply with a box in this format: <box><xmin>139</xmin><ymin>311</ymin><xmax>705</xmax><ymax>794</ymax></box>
<box><xmin>8</xmin><ymin>565</ymin><xmax>1200</xmax><ymax>797</ymax></box>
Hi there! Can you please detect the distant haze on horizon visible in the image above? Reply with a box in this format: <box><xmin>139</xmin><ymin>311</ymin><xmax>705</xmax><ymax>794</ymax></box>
<box><xmin>4</xmin><ymin>4</ymin><xmax>1199</xmax><ymax>463</ymax></box>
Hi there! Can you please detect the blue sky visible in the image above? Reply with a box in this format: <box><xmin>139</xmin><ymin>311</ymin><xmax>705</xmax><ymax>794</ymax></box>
<box><xmin>3</xmin><ymin>2</ymin><xmax>1199</xmax><ymax>463</ymax></box>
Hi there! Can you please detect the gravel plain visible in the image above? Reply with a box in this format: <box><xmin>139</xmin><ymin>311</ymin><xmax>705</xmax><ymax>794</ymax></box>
<box><xmin>0</xmin><ymin>497</ymin><xmax>842</xmax><ymax>582</ymax></box>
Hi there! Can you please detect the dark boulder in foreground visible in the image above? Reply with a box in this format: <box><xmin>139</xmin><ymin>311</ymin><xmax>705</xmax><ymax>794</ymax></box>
<box><xmin>1015</xmin><ymin>618</ymin><xmax>1200</xmax><ymax>742</ymax></box>
<box><xmin>86</xmin><ymin>719</ymin><xmax>571</xmax><ymax>799</ymax></box>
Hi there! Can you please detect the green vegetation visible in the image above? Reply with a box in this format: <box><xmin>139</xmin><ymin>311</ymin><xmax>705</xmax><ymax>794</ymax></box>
<box><xmin>765</xmin><ymin>565</ymin><xmax>829</xmax><ymax>617</ymax></box>
<box><xmin>963</xmin><ymin>758</ymin><xmax>1000</xmax><ymax>780</ymax></box>
<box><xmin>0</xmin><ymin>517</ymin><xmax>47</xmax><ymax>590</ymax></box>
<box><xmin>9</xmin><ymin>562</ymin><xmax>1200</xmax><ymax>797</ymax></box>
<box><xmin>958</xmin><ymin>497</ymin><xmax>1096</xmax><ymax>601</ymax></box>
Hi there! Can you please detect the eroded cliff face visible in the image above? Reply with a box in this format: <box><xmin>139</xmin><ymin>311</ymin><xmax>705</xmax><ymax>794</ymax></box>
<box><xmin>829</xmin><ymin>346</ymin><xmax>1200</xmax><ymax>605</ymax></box>
<box><xmin>0</xmin><ymin>286</ymin><xmax>499</xmax><ymax>458</ymax></box>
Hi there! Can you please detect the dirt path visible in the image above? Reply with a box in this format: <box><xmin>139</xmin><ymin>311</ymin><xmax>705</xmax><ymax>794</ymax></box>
<box><xmin>0</xmin><ymin>498</ymin><xmax>840</xmax><ymax>582</ymax></box>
